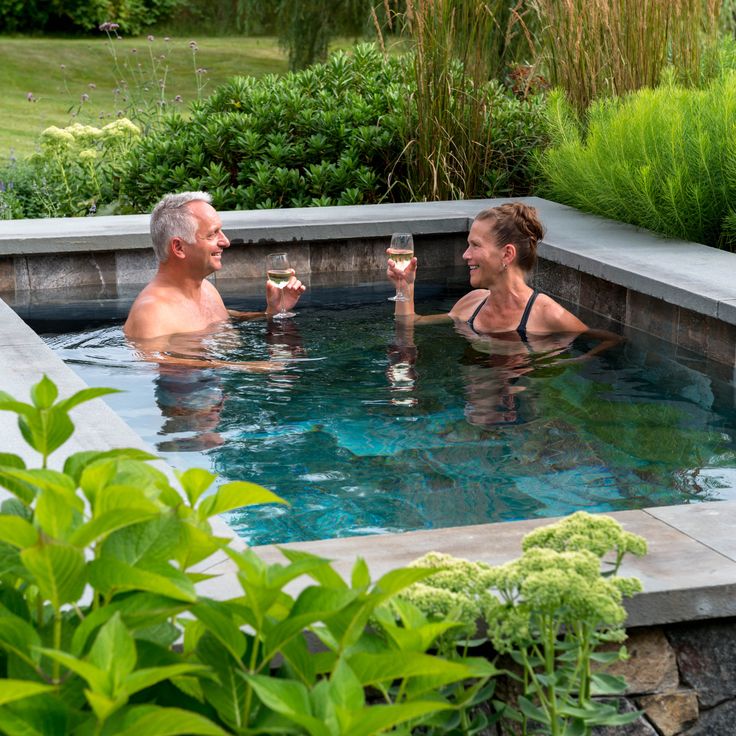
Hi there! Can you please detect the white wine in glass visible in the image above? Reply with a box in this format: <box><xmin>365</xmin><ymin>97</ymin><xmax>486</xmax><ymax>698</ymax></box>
<box><xmin>266</xmin><ymin>253</ymin><xmax>296</xmax><ymax>319</ymax></box>
<box><xmin>387</xmin><ymin>233</ymin><xmax>414</xmax><ymax>302</ymax></box>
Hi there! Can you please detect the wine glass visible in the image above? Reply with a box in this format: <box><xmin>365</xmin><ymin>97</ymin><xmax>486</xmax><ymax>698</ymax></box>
<box><xmin>266</xmin><ymin>252</ymin><xmax>296</xmax><ymax>319</ymax></box>
<box><xmin>387</xmin><ymin>232</ymin><xmax>414</xmax><ymax>302</ymax></box>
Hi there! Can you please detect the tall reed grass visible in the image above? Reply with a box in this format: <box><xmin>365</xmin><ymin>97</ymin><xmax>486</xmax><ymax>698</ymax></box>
<box><xmin>539</xmin><ymin>73</ymin><xmax>736</xmax><ymax>249</ymax></box>
<box><xmin>396</xmin><ymin>0</ymin><xmax>535</xmax><ymax>200</ymax></box>
<box><xmin>532</xmin><ymin>0</ymin><xmax>722</xmax><ymax>116</ymax></box>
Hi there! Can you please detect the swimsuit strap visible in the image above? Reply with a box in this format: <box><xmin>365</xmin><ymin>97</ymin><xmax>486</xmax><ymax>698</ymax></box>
<box><xmin>466</xmin><ymin>296</ymin><xmax>488</xmax><ymax>334</ymax></box>
<box><xmin>516</xmin><ymin>290</ymin><xmax>539</xmax><ymax>339</ymax></box>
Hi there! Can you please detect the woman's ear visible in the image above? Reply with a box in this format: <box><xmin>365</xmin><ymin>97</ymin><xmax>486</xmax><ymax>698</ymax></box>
<box><xmin>503</xmin><ymin>243</ymin><xmax>517</xmax><ymax>264</ymax></box>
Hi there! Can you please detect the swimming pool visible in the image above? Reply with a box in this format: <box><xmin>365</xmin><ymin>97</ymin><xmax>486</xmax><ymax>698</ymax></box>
<box><xmin>39</xmin><ymin>278</ymin><xmax>736</xmax><ymax>546</ymax></box>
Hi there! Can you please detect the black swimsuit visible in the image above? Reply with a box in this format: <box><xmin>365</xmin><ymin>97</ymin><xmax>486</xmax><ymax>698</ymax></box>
<box><xmin>466</xmin><ymin>290</ymin><xmax>539</xmax><ymax>341</ymax></box>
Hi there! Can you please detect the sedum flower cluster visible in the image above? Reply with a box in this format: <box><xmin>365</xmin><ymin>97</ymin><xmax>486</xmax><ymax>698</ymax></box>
<box><xmin>399</xmin><ymin>512</ymin><xmax>645</xmax><ymax>650</ymax></box>
<box><xmin>400</xmin><ymin>552</ymin><xmax>497</xmax><ymax>631</ymax></box>
<box><xmin>32</xmin><ymin>118</ymin><xmax>142</xmax><ymax>216</ymax></box>
<box><xmin>522</xmin><ymin>510</ymin><xmax>648</xmax><ymax>572</ymax></box>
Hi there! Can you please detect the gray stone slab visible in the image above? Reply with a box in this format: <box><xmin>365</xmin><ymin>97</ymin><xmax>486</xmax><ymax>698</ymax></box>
<box><xmin>0</xmin><ymin>297</ymin><xmax>47</xmax><ymax>347</ymax></box>
<box><xmin>643</xmin><ymin>501</ymin><xmax>736</xmax><ymax>562</ymax></box>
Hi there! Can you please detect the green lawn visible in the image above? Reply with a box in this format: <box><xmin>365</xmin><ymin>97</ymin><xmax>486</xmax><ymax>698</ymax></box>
<box><xmin>0</xmin><ymin>36</ymin><xmax>289</xmax><ymax>159</ymax></box>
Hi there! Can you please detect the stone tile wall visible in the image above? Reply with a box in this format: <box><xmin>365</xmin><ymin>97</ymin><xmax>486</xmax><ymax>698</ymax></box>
<box><xmin>533</xmin><ymin>260</ymin><xmax>736</xmax><ymax>366</ymax></box>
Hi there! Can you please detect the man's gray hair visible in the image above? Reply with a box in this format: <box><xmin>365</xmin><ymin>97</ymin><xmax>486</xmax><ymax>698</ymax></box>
<box><xmin>150</xmin><ymin>191</ymin><xmax>212</xmax><ymax>263</ymax></box>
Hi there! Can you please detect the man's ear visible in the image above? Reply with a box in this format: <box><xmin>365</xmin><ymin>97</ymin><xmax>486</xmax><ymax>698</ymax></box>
<box><xmin>170</xmin><ymin>237</ymin><xmax>187</xmax><ymax>260</ymax></box>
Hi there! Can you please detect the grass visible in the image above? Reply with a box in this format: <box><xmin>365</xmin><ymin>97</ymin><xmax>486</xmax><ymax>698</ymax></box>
<box><xmin>0</xmin><ymin>35</ymin><xmax>289</xmax><ymax>160</ymax></box>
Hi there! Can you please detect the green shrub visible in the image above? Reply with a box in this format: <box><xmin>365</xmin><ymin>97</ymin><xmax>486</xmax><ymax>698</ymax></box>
<box><xmin>539</xmin><ymin>73</ymin><xmax>736</xmax><ymax>249</ymax></box>
<box><xmin>120</xmin><ymin>43</ymin><xmax>545</xmax><ymax>214</ymax></box>
<box><xmin>0</xmin><ymin>375</ymin><xmax>493</xmax><ymax>735</ymax></box>
<box><xmin>121</xmin><ymin>44</ymin><xmax>406</xmax><ymax>211</ymax></box>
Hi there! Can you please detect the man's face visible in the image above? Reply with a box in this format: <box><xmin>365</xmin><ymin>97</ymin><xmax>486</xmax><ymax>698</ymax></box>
<box><xmin>180</xmin><ymin>200</ymin><xmax>230</xmax><ymax>275</ymax></box>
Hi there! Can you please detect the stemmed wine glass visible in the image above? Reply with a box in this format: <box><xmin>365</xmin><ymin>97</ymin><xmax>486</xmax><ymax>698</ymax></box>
<box><xmin>266</xmin><ymin>252</ymin><xmax>296</xmax><ymax>319</ymax></box>
<box><xmin>387</xmin><ymin>232</ymin><xmax>414</xmax><ymax>302</ymax></box>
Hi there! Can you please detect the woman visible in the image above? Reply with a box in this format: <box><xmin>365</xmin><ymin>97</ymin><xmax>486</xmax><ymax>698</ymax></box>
<box><xmin>388</xmin><ymin>202</ymin><xmax>587</xmax><ymax>335</ymax></box>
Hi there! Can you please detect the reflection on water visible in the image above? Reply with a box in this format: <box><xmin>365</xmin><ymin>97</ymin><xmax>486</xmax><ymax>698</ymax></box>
<box><xmin>43</xmin><ymin>295</ymin><xmax>736</xmax><ymax>546</ymax></box>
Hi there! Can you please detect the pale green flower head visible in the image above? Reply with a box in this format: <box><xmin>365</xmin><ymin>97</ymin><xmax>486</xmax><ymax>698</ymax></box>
<box><xmin>522</xmin><ymin>511</ymin><xmax>647</xmax><ymax>560</ymax></box>
<box><xmin>79</xmin><ymin>149</ymin><xmax>98</xmax><ymax>162</ymax></box>
<box><xmin>67</xmin><ymin>123</ymin><xmax>102</xmax><ymax>145</ymax></box>
<box><xmin>102</xmin><ymin>118</ymin><xmax>141</xmax><ymax>138</ymax></box>
<box><xmin>40</xmin><ymin>126</ymin><xmax>75</xmax><ymax>150</ymax></box>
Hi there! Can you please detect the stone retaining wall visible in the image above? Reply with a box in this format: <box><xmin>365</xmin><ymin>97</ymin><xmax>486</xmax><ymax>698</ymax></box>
<box><xmin>591</xmin><ymin>618</ymin><xmax>736</xmax><ymax>736</ymax></box>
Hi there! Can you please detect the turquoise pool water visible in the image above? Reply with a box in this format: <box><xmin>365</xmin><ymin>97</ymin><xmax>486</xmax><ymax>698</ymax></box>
<box><xmin>40</xmin><ymin>281</ymin><xmax>736</xmax><ymax>546</ymax></box>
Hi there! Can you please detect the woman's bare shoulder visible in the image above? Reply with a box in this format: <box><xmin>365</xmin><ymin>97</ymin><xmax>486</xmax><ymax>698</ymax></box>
<box><xmin>532</xmin><ymin>293</ymin><xmax>587</xmax><ymax>332</ymax></box>
<box><xmin>449</xmin><ymin>289</ymin><xmax>489</xmax><ymax>320</ymax></box>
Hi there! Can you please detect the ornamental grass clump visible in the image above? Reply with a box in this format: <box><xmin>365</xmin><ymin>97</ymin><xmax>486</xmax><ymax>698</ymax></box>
<box><xmin>400</xmin><ymin>512</ymin><xmax>647</xmax><ymax>735</ymax></box>
<box><xmin>539</xmin><ymin>73</ymin><xmax>736</xmax><ymax>249</ymax></box>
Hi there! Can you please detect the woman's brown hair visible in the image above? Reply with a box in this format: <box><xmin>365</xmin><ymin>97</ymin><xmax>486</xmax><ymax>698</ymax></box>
<box><xmin>473</xmin><ymin>202</ymin><xmax>544</xmax><ymax>273</ymax></box>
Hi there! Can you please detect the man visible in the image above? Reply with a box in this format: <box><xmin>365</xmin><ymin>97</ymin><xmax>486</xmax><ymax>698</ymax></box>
<box><xmin>125</xmin><ymin>191</ymin><xmax>305</xmax><ymax>340</ymax></box>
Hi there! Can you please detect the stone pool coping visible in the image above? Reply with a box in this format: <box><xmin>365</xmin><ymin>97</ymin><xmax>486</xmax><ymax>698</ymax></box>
<box><xmin>1</xmin><ymin>197</ymin><xmax>736</xmax><ymax>627</ymax></box>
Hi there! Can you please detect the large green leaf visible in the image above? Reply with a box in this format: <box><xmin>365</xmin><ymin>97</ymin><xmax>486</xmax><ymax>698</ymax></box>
<box><xmin>346</xmin><ymin>701</ymin><xmax>454</xmax><ymax>736</ymax></box>
<box><xmin>125</xmin><ymin>663</ymin><xmax>210</xmax><ymax>697</ymax></box>
<box><xmin>176</xmin><ymin>522</ymin><xmax>223</xmax><ymax>570</ymax></box>
<box><xmin>64</xmin><ymin>448</ymin><xmax>157</xmax><ymax>485</ymax></box>
<box><xmin>88</xmin><ymin>557</ymin><xmax>196</xmax><ymax>602</ymax></box>
<box><xmin>115</xmin><ymin>706</ymin><xmax>228</xmax><ymax>736</ymax></box>
<box><xmin>197</xmin><ymin>635</ymin><xmax>248</xmax><ymax>730</ymax></box>
<box><xmin>30</xmin><ymin>375</ymin><xmax>58</xmax><ymax>410</ymax></box>
<box><xmin>39</xmin><ymin>647</ymin><xmax>106</xmax><ymax>689</ymax></box>
<box><xmin>197</xmin><ymin>481</ymin><xmax>286</xmax><ymax>520</ymax></box>
<box><xmin>89</xmin><ymin>613</ymin><xmax>137</xmax><ymax>694</ymax></box>
<box><xmin>277</xmin><ymin>548</ymin><xmax>347</xmax><ymax>589</ymax></box>
<box><xmin>21</xmin><ymin>543</ymin><xmax>86</xmax><ymax>609</ymax></box>
<box><xmin>0</xmin><ymin>516</ymin><xmax>38</xmax><ymax>549</ymax></box>
<box><xmin>0</xmin><ymin>613</ymin><xmax>42</xmax><ymax>665</ymax></box>
<box><xmin>34</xmin><ymin>485</ymin><xmax>83</xmax><ymax>541</ymax></box>
<box><xmin>19</xmin><ymin>408</ymin><xmax>74</xmax><ymax>458</ymax></box>
<box><xmin>100</xmin><ymin>515</ymin><xmax>183</xmax><ymax>568</ymax></box>
<box><xmin>176</xmin><ymin>468</ymin><xmax>217</xmax><ymax>506</ymax></box>
<box><xmin>71</xmin><ymin>594</ymin><xmax>189</xmax><ymax>656</ymax></box>
<box><xmin>55</xmin><ymin>386</ymin><xmax>121</xmax><ymax>413</ymax></box>
<box><xmin>328</xmin><ymin>658</ymin><xmax>364</xmax><ymax>712</ymax></box>
<box><xmin>0</xmin><ymin>680</ymin><xmax>54</xmax><ymax>706</ymax></box>
<box><xmin>242</xmin><ymin>674</ymin><xmax>330</xmax><ymax>736</ymax></box>
<box><xmin>263</xmin><ymin>587</ymin><xmax>359</xmax><ymax>661</ymax></box>
<box><xmin>70</xmin><ymin>507</ymin><xmax>160</xmax><ymax>548</ymax></box>
<box><xmin>0</xmin><ymin>395</ymin><xmax>35</xmax><ymax>419</ymax></box>
<box><xmin>191</xmin><ymin>599</ymin><xmax>246</xmax><ymax>661</ymax></box>
<box><xmin>348</xmin><ymin>651</ymin><xmax>474</xmax><ymax>689</ymax></box>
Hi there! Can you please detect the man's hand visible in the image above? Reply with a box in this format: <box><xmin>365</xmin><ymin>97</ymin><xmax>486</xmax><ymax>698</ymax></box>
<box><xmin>266</xmin><ymin>272</ymin><xmax>306</xmax><ymax>315</ymax></box>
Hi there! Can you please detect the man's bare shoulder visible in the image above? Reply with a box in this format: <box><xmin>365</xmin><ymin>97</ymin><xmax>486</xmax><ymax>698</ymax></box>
<box><xmin>124</xmin><ymin>283</ymin><xmax>188</xmax><ymax>339</ymax></box>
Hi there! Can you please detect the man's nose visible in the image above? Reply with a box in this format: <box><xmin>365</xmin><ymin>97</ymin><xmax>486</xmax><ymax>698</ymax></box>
<box><xmin>220</xmin><ymin>232</ymin><xmax>230</xmax><ymax>248</ymax></box>
<box><xmin>462</xmin><ymin>246</ymin><xmax>471</xmax><ymax>260</ymax></box>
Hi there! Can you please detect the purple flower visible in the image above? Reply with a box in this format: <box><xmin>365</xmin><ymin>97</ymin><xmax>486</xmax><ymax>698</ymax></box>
<box><xmin>98</xmin><ymin>22</ymin><xmax>120</xmax><ymax>32</ymax></box>
<box><xmin>81</xmin><ymin>93</ymin><xmax>89</xmax><ymax>102</ymax></box>
<box><xmin>26</xmin><ymin>92</ymin><xmax>35</xmax><ymax>102</ymax></box>
<box><xmin>147</xmin><ymin>34</ymin><xmax>154</xmax><ymax>42</ymax></box>
<box><xmin>189</xmin><ymin>41</ymin><xmax>198</xmax><ymax>50</ymax></box>
<box><xmin>196</xmin><ymin>68</ymin><xmax>208</xmax><ymax>75</ymax></box>
<box><xmin>60</xmin><ymin>64</ymin><xmax>66</xmax><ymax>70</ymax></box>
<box><xmin>174</xmin><ymin>94</ymin><xmax>183</xmax><ymax>103</ymax></box>
<box><xmin>88</xmin><ymin>83</ymin><xmax>97</xmax><ymax>89</ymax></box>
<box><xmin>164</xmin><ymin>36</ymin><xmax>171</xmax><ymax>42</ymax></box>
<box><xmin>131</xmin><ymin>48</ymin><xmax>137</xmax><ymax>54</ymax></box>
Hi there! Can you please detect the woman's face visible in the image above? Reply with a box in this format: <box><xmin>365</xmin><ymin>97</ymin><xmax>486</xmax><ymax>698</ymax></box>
<box><xmin>462</xmin><ymin>219</ymin><xmax>505</xmax><ymax>288</ymax></box>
